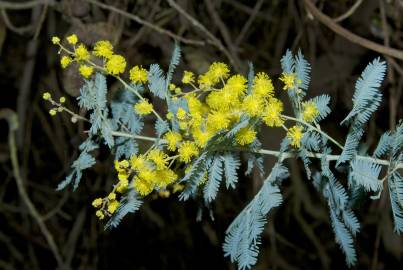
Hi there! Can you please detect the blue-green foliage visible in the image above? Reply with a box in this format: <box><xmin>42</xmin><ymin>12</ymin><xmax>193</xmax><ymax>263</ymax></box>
<box><xmin>57</xmin><ymin>138</ymin><xmax>98</xmax><ymax>191</ymax></box>
<box><xmin>338</xmin><ymin>58</ymin><xmax>386</xmax><ymax>166</ymax></box>
<box><xmin>310</xmin><ymin>94</ymin><xmax>331</xmax><ymax>121</ymax></box>
<box><xmin>105</xmin><ymin>188</ymin><xmax>143</xmax><ymax>229</ymax></box>
<box><xmin>204</xmin><ymin>154</ymin><xmax>224</xmax><ymax>203</ymax></box>
<box><xmin>280</xmin><ymin>49</ymin><xmax>294</xmax><ymax>74</ymax></box>
<box><xmin>295</xmin><ymin>49</ymin><xmax>311</xmax><ymax>92</ymax></box>
<box><xmin>166</xmin><ymin>42</ymin><xmax>181</xmax><ymax>90</ymax></box>
<box><xmin>179</xmin><ymin>153</ymin><xmax>209</xmax><ymax>201</ymax></box>
<box><xmin>223</xmin><ymin>163</ymin><xmax>287</xmax><ymax>270</ymax></box>
<box><xmin>372</xmin><ymin>131</ymin><xmax>392</xmax><ymax>158</ymax></box>
<box><xmin>223</xmin><ymin>152</ymin><xmax>241</xmax><ymax>189</ymax></box>
<box><xmin>111</xmin><ymin>88</ymin><xmax>143</xmax><ymax>159</ymax></box>
<box><xmin>351</xmin><ymin>159</ymin><xmax>382</xmax><ymax>192</ymax></box>
<box><xmin>155</xmin><ymin>119</ymin><xmax>169</xmax><ymax>138</ymax></box>
<box><xmin>148</xmin><ymin>64</ymin><xmax>167</xmax><ymax>99</ymax></box>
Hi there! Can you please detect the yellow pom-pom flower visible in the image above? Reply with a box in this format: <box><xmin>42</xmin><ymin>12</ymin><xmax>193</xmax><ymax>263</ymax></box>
<box><xmin>105</xmin><ymin>54</ymin><xmax>126</xmax><ymax>75</ymax></box>
<box><xmin>192</xmin><ymin>129</ymin><xmax>213</xmax><ymax>148</ymax></box>
<box><xmin>207</xmin><ymin>111</ymin><xmax>230</xmax><ymax>131</ymax></box>
<box><xmin>226</xmin><ymin>74</ymin><xmax>247</xmax><ymax>96</ymax></box>
<box><xmin>108</xmin><ymin>192</ymin><xmax>116</xmax><ymax>200</ymax></box>
<box><xmin>287</xmin><ymin>125</ymin><xmax>304</xmax><ymax>148</ymax></box>
<box><xmin>51</xmin><ymin>36</ymin><xmax>60</xmax><ymax>45</ymax></box>
<box><xmin>60</xmin><ymin>56</ymin><xmax>72</xmax><ymax>68</ymax></box>
<box><xmin>79</xmin><ymin>65</ymin><xmax>94</xmax><ymax>79</ymax></box>
<box><xmin>134</xmin><ymin>99</ymin><xmax>153</xmax><ymax>115</ymax></box>
<box><xmin>129</xmin><ymin>65</ymin><xmax>148</xmax><ymax>84</ymax></box>
<box><xmin>178</xmin><ymin>141</ymin><xmax>199</xmax><ymax>163</ymax></box>
<box><xmin>92</xmin><ymin>198</ymin><xmax>103</xmax><ymax>208</ymax></box>
<box><xmin>176</xmin><ymin>108</ymin><xmax>187</xmax><ymax>120</ymax></box>
<box><xmin>96</xmin><ymin>210</ymin><xmax>105</xmax><ymax>220</ymax></box>
<box><xmin>133</xmin><ymin>176</ymin><xmax>153</xmax><ymax>196</ymax></box>
<box><xmin>130</xmin><ymin>155</ymin><xmax>147</xmax><ymax>172</ymax></box>
<box><xmin>107</xmin><ymin>200</ymin><xmax>119</xmax><ymax>214</ymax></box>
<box><xmin>74</xmin><ymin>44</ymin><xmax>90</xmax><ymax>61</ymax></box>
<box><xmin>209</xmin><ymin>62</ymin><xmax>230</xmax><ymax>82</ymax></box>
<box><xmin>59</xmin><ymin>97</ymin><xmax>66</xmax><ymax>103</ymax></box>
<box><xmin>42</xmin><ymin>92</ymin><xmax>51</xmax><ymax>100</ymax></box>
<box><xmin>164</xmin><ymin>131</ymin><xmax>182</xmax><ymax>151</ymax></box>
<box><xmin>147</xmin><ymin>149</ymin><xmax>168</xmax><ymax>170</ymax></box>
<box><xmin>279</xmin><ymin>73</ymin><xmax>296</xmax><ymax>90</ymax></box>
<box><xmin>242</xmin><ymin>95</ymin><xmax>263</xmax><ymax>117</ymax></box>
<box><xmin>302</xmin><ymin>101</ymin><xmax>319</xmax><ymax>123</ymax></box>
<box><xmin>49</xmin><ymin>109</ymin><xmax>57</xmax><ymax>116</ymax></box>
<box><xmin>263</xmin><ymin>98</ymin><xmax>284</xmax><ymax>127</ymax></box>
<box><xmin>93</xmin><ymin>40</ymin><xmax>114</xmax><ymax>58</ymax></box>
<box><xmin>236</xmin><ymin>126</ymin><xmax>257</xmax><ymax>146</ymax></box>
<box><xmin>182</xmin><ymin>71</ymin><xmax>195</xmax><ymax>84</ymax></box>
<box><xmin>66</xmin><ymin>34</ymin><xmax>78</xmax><ymax>45</ymax></box>
<box><xmin>252</xmin><ymin>72</ymin><xmax>274</xmax><ymax>97</ymax></box>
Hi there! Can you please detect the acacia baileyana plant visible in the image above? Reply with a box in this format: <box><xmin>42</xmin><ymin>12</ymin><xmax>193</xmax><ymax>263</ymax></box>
<box><xmin>45</xmin><ymin>34</ymin><xmax>402</xmax><ymax>269</ymax></box>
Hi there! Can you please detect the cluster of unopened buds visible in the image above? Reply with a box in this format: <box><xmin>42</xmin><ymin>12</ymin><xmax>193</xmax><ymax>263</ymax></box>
<box><xmin>48</xmin><ymin>34</ymin><xmax>321</xmax><ymax>220</ymax></box>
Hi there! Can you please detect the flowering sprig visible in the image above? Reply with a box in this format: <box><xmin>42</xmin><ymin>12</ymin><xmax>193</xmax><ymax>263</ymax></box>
<box><xmin>46</xmin><ymin>35</ymin><xmax>402</xmax><ymax>269</ymax></box>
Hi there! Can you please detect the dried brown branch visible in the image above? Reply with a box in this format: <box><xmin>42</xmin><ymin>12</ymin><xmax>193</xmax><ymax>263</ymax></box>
<box><xmin>84</xmin><ymin>0</ymin><xmax>205</xmax><ymax>46</ymax></box>
<box><xmin>303</xmin><ymin>0</ymin><xmax>403</xmax><ymax>60</ymax></box>
<box><xmin>0</xmin><ymin>108</ymin><xmax>65</xmax><ymax>268</ymax></box>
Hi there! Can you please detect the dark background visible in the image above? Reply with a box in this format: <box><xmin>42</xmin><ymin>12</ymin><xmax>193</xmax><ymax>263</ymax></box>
<box><xmin>0</xmin><ymin>0</ymin><xmax>402</xmax><ymax>269</ymax></box>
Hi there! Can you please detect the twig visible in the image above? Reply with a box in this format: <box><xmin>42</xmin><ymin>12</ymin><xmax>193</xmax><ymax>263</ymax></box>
<box><xmin>303</xmin><ymin>0</ymin><xmax>403</xmax><ymax>60</ymax></box>
<box><xmin>0</xmin><ymin>109</ymin><xmax>65</xmax><ymax>267</ymax></box>
<box><xmin>333</xmin><ymin>0</ymin><xmax>363</xmax><ymax>22</ymax></box>
<box><xmin>204</xmin><ymin>0</ymin><xmax>241</xmax><ymax>69</ymax></box>
<box><xmin>84</xmin><ymin>0</ymin><xmax>205</xmax><ymax>46</ymax></box>
<box><xmin>166</xmin><ymin>0</ymin><xmax>237</xmax><ymax>67</ymax></box>
<box><xmin>0</xmin><ymin>9</ymin><xmax>33</xmax><ymax>34</ymax></box>
<box><xmin>234</xmin><ymin>0</ymin><xmax>265</xmax><ymax>46</ymax></box>
<box><xmin>110</xmin><ymin>131</ymin><xmax>402</xmax><ymax>168</ymax></box>
<box><xmin>0</xmin><ymin>0</ymin><xmax>53</xmax><ymax>9</ymax></box>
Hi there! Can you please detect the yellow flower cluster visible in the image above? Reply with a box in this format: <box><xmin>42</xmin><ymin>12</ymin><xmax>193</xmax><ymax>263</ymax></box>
<box><xmin>51</xmin><ymin>35</ymin><xmax>149</xmax><ymax>82</ymax></box>
<box><xmin>112</xmin><ymin>151</ymin><xmax>179</xmax><ymax>197</ymax></box>
<box><xmin>134</xmin><ymin>99</ymin><xmax>153</xmax><ymax>115</ymax></box>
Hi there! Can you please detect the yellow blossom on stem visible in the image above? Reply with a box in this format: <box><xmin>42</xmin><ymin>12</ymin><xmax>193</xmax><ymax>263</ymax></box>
<box><xmin>155</xmin><ymin>169</ymin><xmax>178</xmax><ymax>188</ymax></box>
<box><xmin>59</xmin><ymin>97</ymin><xmax>66</xmax><ymax>103</ymax></box>
<box><xmin>178</xmin><ymin>141</ymin><xmax>199</xmax><ymax>163</ymax></box>
<box><xmin>279</xmin><ymin>73</ymin><xmax>296</xmax><ymax>90</ymax></box>
<box><xmin>74</xmin><ymin>44</ymin><xmax>90</xmax><ymax>61</ymax></box>
<box><xmin>182</xmin><ymin>71</ymin><xmax>195</xmax><ymax>84</ymax></box>
<box><xmin>130</xmin><ymin>155</ymin><xmax>147</xmax><ymax>172</ymax></box>
<box><xmin>198</xmin><ymin>73</ymin><xmax>214</xmax><ymax>89</ymax></box>
<box><xmin>263</xmin><ymin>98</ymin><xmax>284</xmax><ymax>127</ymax></box>
<box><xmin>60</xmin><ymin>56</ymin><xmax>72</xmax><ymax>68</ymax></box>
<box><xmin>252</xmin><ymin>72</ymin><xmax>274</xmax><ymax>97</ymax></box>
<box><xmin>236</xmin><ymin>126</ymin><xmax>257</xmax><ymax>146</ymax></box>
<box><xmin>96</xmin><ymin>210</ymin><xmax>105</xmax><ymax>220</ymax></box>
<box><xmin>207</xmin><ymin>111</ymin><xmax>230</xmax><ymax>131</ymax></box>
<box><xmin>134</xmin><ymin>99</ymin><xmax>153</xmax><ymax>115</ymax></box>
<box><xmin>242</xmin><ymin>95</ymin><xmax>263</xmax><ymax>117</ymax></box>
<box><xmin>164</xmin><ymin>131</ymin><xmax>182</xmax><ymax>151</ymax></box>
<box><xmin>147</xmin><ymin>149</ymin><xmax>168</xmax><ymax>170</ymax></box>
<box><xmin>79</xmin><ymin>65</ymin><xmax>94</xmax><ymax>79</ymax></box>
<box><xmin>67</xmin><ymin>34</ymin><xmax>78</xmax><ymax>45</ymax></box>
<box><xmin>116</xmin><ymin>179</ymin><xmax>128</xmax><ymax>193</ymax></box>
<box><xmin>302</xmin><ymin>101</ymin><xmax>319</xmax><ymax>123</ymax></box>
<box><xmin>92</xmin><ymin>198</ymin><xmax>103</xmax><ymax>208</ymax></box>
<box><xmin>93</xmin><ymin>40</ymin><xmax>114</xmax><ymax>58</ymax></box>
<box><xmin>105</xmin><ymin>54</ymin><xmax>126</xmax><ymax>75</ymax></box>
<box><xmin>42</xmin><ymin>92</ymin><xmax>51</xmax><ymax>100</ymax></box>
<box><xmin>192</xmin><ymin>128</ymin><xmax>213</xmax><ymax>148</ymax></box>
<box><xmin>108</xmin><ymin>193</ymin><xmax>116</xmax><ymax>200</ymax></box>
<box><xmin>208</xmin><ymin>62</ymin><xmax>230</xmax><ymax>82</ymax></box>
<box><xmin>51</xmin><ymin>36</ymin><xmax>60</xmax><ymax>44</ymax></box>
<box><xmin>176</xmin><ymin>108</ymin><xmax>187</xmax><ymax>120</ymax></box>
<box><xmin>129</xmin><ymin>66</ymin><xmax>148</xmax><ymax>84</ymax></box>
<box><xmin>133</xmin><ymin>176</ymin><xmax>153</xmax><ymax>196</ymax></box>
<box><xmin>287</xmin><ymin>125</ymin><xmax>304</xmax><ymax>148</ymax></box>
<box><xmin>107</xmin><ymin>200</ymin><xmax>119</xmax><ymax>214</ymax></box>
<box><xmin>226</xmin><ymin>74</ymin><xmax>247</xmax><ymax>96</ymax></box>
<box><xmin>49</xmin><ymin>109</ymin><xmax>57</xmax><ymax>116</ymax></box>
